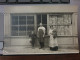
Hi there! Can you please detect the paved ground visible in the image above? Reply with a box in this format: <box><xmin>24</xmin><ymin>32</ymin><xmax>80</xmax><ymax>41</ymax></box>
<box><xmin>3</xmin><ymin>46</ymin><xmax>79</xmax><ymax>55</ymax></box>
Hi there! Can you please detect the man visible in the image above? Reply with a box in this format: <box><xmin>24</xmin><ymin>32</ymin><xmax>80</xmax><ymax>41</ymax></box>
<box><xmin>38</xmin><ymin>23</ymin><xmax>46</xmax><ymax>49</ymax></box>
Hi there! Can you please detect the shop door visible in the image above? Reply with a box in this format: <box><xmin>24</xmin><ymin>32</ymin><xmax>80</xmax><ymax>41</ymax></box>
<box><xmin>36</xmin><ymin>14</ymin><xmax>47</xmax><ymax>34</ymax></box>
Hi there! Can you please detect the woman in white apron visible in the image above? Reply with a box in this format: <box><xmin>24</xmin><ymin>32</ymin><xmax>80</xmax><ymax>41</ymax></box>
<box><xmin>48</xmin><ymin>26</ymin><xmax>58</xmax><ymax>51</ymax></box>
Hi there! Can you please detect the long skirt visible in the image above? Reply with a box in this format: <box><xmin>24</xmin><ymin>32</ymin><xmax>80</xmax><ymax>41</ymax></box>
<box><xmin>49</xmin><ymin>35</ymin><xmax>58</xmax><ymax>51</ymax></box>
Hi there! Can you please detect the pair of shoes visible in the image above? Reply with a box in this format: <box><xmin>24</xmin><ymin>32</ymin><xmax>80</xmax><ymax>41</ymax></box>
<box><xmin>50</xmin><ymin>46</ymin><xmax>58</xmax><ymax>51</ymax></box>
<box><xmin>55</xmin><ymin>46</ymin><xmax>58</xmax><ymax>51</ymax></box>
<box><xmin>53</xmin><ymin>46</ymin><xmax>58</xmax><ymax>51</ymax></box>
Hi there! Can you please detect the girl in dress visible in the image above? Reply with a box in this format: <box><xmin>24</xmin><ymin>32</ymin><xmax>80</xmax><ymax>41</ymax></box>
<box><xmin>48</xmin><ymin>25</ymin><xmax>58</xmax><ymax>51</ymax></box>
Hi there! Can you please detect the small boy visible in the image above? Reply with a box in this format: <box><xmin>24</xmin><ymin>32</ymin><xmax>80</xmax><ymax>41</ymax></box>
<box><xmin>30</xmin><ymin>31</ymin><xmax>36</xmax><ymax>48</ymax></box>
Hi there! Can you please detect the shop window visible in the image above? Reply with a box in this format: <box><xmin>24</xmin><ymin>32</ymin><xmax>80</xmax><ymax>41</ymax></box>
<box><xmin>11</xmin><ymin>15</ymin><xmax>34</xmax><ymax>36</ymax></box>
<box><xmin>49</xmin><ymin>13</ymin><xmax>72</xmax><ymax>36</ymax></box>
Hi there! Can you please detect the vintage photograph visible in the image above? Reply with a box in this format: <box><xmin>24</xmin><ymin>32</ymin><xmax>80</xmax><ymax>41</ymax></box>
<box><xmin>3</xmin><ymin>5</ymin><xmax>79</xmax><ymax>55</ymax></box>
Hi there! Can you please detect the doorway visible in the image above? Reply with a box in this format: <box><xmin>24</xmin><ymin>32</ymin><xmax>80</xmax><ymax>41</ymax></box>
<box><xmin>36</xmin><ymin>14</ymin><xmax>47</xmax><ymax>35</ymax></box>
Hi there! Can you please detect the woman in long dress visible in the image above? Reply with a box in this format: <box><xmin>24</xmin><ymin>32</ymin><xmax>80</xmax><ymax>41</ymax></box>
<box><xmin>48</xmin><ymin>26</ymin><xmax>58</xmax><ymax>51</ymax></box>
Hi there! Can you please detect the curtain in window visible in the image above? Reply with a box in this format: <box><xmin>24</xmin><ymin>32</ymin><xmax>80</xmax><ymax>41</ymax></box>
<box><xmin>49</xmin><ymin>14</ymin><xmax>72</xmax><ymax>36</ymax></box>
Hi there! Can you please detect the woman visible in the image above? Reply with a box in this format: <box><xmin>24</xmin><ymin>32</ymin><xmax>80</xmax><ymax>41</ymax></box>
<box><xmin>48</xmin><ymin>26</ymin><xmax>58</xmax><ymax>51</ymax></box>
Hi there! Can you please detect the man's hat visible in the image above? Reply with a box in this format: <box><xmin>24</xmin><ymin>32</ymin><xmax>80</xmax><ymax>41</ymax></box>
<box><xmin>40</xmin><ymin>23</ymin><xmax>42</xmax><ymax>26</ymax></box>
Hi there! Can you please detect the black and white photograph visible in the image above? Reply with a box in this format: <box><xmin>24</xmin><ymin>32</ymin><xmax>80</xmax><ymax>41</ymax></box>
<box><xmin>2</xmin><ymin>5</ymin><xmax>79</xmax><ymax>55</ymax></box>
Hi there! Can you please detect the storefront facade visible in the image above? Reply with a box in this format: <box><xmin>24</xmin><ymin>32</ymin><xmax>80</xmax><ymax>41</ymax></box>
<box><xmin>4</xmin><ymin>5</ymin><xmax>78</xmax><ymax>49</ymax></box>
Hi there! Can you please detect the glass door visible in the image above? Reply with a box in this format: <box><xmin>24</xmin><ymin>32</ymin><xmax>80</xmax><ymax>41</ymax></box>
<box><xmin>36</xmin><ymin>14</ymin><xmax>47</xmax><ymax>34</ymax></box>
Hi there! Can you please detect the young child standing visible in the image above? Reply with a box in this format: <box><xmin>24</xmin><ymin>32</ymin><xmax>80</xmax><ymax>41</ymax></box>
<box><xmin>30</xmin><ymin>31</ymin><xmax>36</xmax><ymax>48</ymax></box>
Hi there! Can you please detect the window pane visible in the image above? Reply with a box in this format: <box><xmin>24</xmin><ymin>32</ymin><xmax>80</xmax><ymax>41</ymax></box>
<box><xmin>27</xmin><ymin>16</ymin><xmax>34</xmax><ymax>20</ymax></box>
<box><xmin>42</xmin><ymin>14</ymin><xmax>47</xmax><ymax>24</ymax></box>
<box><xmin>11</xmin><ymin>31</ymin><xmax>18</xmax><ymax>36</ymax></box>
<box><xmin>27</xmin><ymin>31</ymin><xmax>31</xmax><ymax>36</ymax></box>
<box><xmin>11</xmin><ymin>15</ymin><xmax>35</xmax><ymax>36</ymax></box>
<box><xmin>63</xmin><ymin>14</ymin><xmax>72</xmax><ymax>25</ymax></box>
<box><xmin>27</xmin><ymin>20</ymin><xmax>34</xmax><ymax>24</ymax></box>
<box><xmin>27</xmin><ymin>16</ymin><xmax>34</xmax><ymax>24</ymax></box>
<box><xmin>19</xmin><ymin>26</ymin><xmax>26</xmax><ymax>31</ymax></box>
<box><xmin>27</xmin><ymin>26</ymin><xmax>34</xmax><ymax>31</ymax></box>
<box><xmin>19</xmin><ymin>31</ymin><xmax>26</xmax><ymax>36</ymax></box>
<box><xmin>19</xmin><ymin>26</ymin><xmax>26</xmax><ymax>36</ymax></box>
<box><xmin>57</xmin><ymin>26</ymin><xmax>64</xmax><ymax>36</ymax></box>
<box><xmin>19</xmin><ymin>16</ymin><xmax>26</xmax><ymax>25</ymax></box>
<box><xmin>64</xmin><ymin>26</ymin><xmax>72</xmax><ymax>36</ymax></box>
<box><xmin>12</xmin><ymin>26</ymin><xmax>18</xmax><ymax>31</ymax></box>
<box><xmin>12</xmin><ymin>16</ymin><xmax>18</xmax><ymax>25</ymax></box>
<box><xmin>57</xmin><ymin>15</ymin><xmax>64</xmax><ymax>25</ymax></box>
<box><xmin>11</xmin><ymin>26</ymin><xmax>18</xmax><ymax>36</ymax></box>
<box><xmin>37</xmin><ymin>14</ymin><xmax>47</xmax><ymax>25</ymax></box>
<box><xmin>49</xmin><ymin>15</ymin><xmax>57</xmax><ymax>25</ymax></box>
<box><xmin>37</xmin><ymin>14</ymin><xmax>41</xmax><ymax>24</ymax></box>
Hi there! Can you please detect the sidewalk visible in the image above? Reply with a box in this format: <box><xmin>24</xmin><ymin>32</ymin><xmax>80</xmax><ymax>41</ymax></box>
<box><xmin>3</xmin><ymin>46</ymin><xmax>79</xmax><ymax>55</ymax></box>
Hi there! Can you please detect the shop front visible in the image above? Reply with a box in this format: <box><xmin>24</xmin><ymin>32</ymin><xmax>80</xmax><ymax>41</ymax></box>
<box><xmin>4</xmin><ymin>5</ymin><xmax>78</xmax><ymax>49</ymax></box>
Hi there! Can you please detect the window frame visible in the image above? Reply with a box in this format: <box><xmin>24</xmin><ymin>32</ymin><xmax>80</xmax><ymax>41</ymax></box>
<box><xmin>10</xmin><ymin>13</ymin><xmax>73</xmax><ymax>37</ymax></box>
<box><xmin>47</xmin><ymin>13</ymin><xmax>73</xmax><ymax>36</ymax></box>
<box><xmin>10</xmin><ymin>14</ymin><xmax>35</xmax><ymax>37</ymax></box>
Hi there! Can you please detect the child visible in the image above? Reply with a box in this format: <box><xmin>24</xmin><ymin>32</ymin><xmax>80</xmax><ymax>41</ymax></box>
<box><xmin>30</xmin><ymin>31</ymin><xmax>36</xmax><ymax>48</ymax></box>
